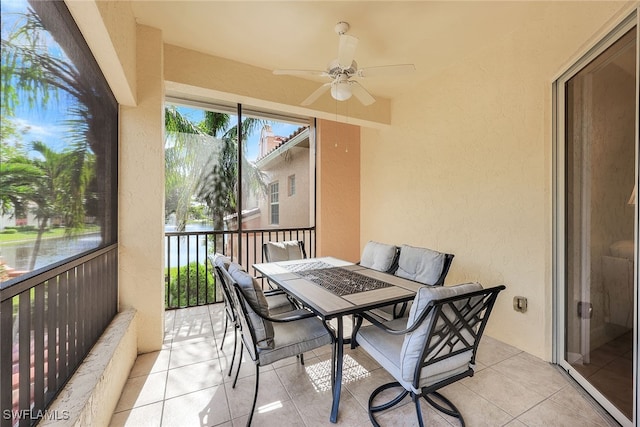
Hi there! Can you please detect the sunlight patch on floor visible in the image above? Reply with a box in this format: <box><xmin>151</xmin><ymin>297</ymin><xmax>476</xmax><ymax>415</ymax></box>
<box><xmin>305</xmin><ymin>354</ymin><xmax>370</xmax><ymax>392</ymax></box>
<box><xmin>258</xmin><ymin>400</ymin><xmax>283</xmax><ymax>414</ymax></box>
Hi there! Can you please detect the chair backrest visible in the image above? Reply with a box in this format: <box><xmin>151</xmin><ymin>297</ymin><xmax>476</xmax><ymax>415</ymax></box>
<box><xmin>395</xmin><ymin>244</ymin><xmax>454</xmax><ymax>286</ymax></box>
<box><xmin>227</xmin><ymin>262</ymin><xmax>275</xmax><ymax>359</ymax></box>
<box><xmin>210</xmin><ymin>253</ymin><xmax>236</xmax><ymax>322</ymax></box>
<box><xmin>263</xmin><ymin>240</ymin><xmax>307</xmax><ymax>262</ymax></box>
<box><xmin>359</xmin><ymin>241</ymin><xmax>400</xmax><ymax>273</ymax></box>
<box><xmin>400</xmin><ymin>283</ymin><xmax>505</xmax><ymax>391</ymax></box>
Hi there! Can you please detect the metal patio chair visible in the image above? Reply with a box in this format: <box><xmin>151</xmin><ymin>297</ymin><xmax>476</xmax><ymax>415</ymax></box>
<box><xmin>262</xmin><ymin>240</ymin><xmax>307</xmax><ymax>262</ymax></box>
<box><xmin>226</xmin><ymin>262</ymin><xmax>333</xmax><ymax>426</ymax></box>
<box><xmin>382</xmin><ymin>244</ymin><xmax>455</xmax><ymax>319</ymax></box>
<box><xmin>365</xmin><ymin>243</ymin><xmax>455</xmax><ymax>320</ymax></box>
<box><xmin>354</xmin><ymin>282</ymin><xmax>505</xmax><ymax>426</ymax></box>
<box><xmin>358</xmin><ymin>240</ymin><xmax>400</xmax><ymax>273</ymax></box>
<box><xmin>211</xmin><ymin>254</ymin><xmax>294</xmax><ymax>377</ymax></box>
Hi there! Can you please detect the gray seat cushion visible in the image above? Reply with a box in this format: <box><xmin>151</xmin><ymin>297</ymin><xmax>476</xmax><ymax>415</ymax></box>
<box><xmin>258</xmin><ymin>309</ymin><xmax>332</xmax><ymax>366</ymax></box>
<box><xmin>360</xmin><ymin>241</ymin><xmax>398</xmax><ymax>272</ymax></box>
<box><xmin>356</xmin><ymin>317</ymin><xmax>407</xmax><ymax>381</ymax></box>
<box><xmin>357</xmin><ymin>283</ymin><xmax>483</xmax><ymax>393</ymax></box>
<box><xmin>229</xmin><ymin>262</ymin><xmax>275</xmax><ymax>349</ymax></box>
<box><xmin>264</xmin><ymin>241</ymin><xmax>304</xmax><ymax>262</ymax></box>
<box><xmin>395</xmin><ymin>245</ymin><xmax>446</xmax><ymax>285</ymax></box>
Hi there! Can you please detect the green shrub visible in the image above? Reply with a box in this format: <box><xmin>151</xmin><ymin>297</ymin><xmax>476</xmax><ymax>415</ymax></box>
<box><xmin>1</xmin><ymin>229</ymin><xmax>17</xmax><ymax>234</ymax></box>
<box><xmin>167</xmin><ymin>262</ymin><xmax>215</xmax><ymax>308</ymax></box>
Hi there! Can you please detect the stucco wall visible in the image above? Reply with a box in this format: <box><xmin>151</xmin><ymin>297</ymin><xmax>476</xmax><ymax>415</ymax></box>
<box><xmin>317</xmin><ymin>120</ymin><xmax>361</xmax><ymax>262</ymax></box>
<box><xmin>119</xmin><ymin>24</ymin><xmax>165</xmax><ymax>353</ymax></box>
<box><xmin>360</xmin><ymin>1</ymin><xmax>630</xmax><ymax>359</ymax></box>
<box><xmin>66</xmin><ymin>0</ymin><xmax>137</xmax><ymax>106</ymax></box>
<box><xmin>258</xmin><ymin>145</ymin><xmax>312</xmax><ymax>228</ymax></box>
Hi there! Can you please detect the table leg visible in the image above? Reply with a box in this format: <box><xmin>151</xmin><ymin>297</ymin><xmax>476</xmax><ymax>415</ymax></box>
<box><xmin>330</xmin><ymin>316</ymin><xmax>344</xmax><ymax>423</ymax></box>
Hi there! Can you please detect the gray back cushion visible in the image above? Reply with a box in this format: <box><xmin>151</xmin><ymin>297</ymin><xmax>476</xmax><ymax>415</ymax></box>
<box><xmin>264</xmin><ymin>241</ymin><xmax>304</xmax><ymax>262</ymax></box>
<box><xmin>360</xmin><ymin>241</ymin><xmax>397</xmax><ymax>272</ymax></box>
<box><xmin>400</xmin><ymin>282</ymin><xmax>483</xmax><ymax>385</ymax></box>
<box><xmin>395</xmin><ymin>245</ymin><xmax>446</xmax><ymax>285</ymax></box>
<box><xmin>228</xmin><ymin>263</ymin><xmax>274</xmax><ymax>349</ymax></box>
<box><xmin>213</xmin><ymin>253</ymin><xmax>231</xmax><ymax>271</ymax></box>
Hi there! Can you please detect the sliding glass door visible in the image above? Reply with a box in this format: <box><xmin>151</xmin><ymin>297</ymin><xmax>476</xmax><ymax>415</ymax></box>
<box><xmin>554</xmin><ymin>14</ymin><xmax>637</xmax><ymax>426</ymax></box>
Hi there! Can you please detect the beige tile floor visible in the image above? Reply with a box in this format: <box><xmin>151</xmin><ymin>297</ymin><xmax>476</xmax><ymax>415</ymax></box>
<box><xmin>109</xmin><ymin>305</ymin><xmax>619</xmax><ymax>427</ymax></box>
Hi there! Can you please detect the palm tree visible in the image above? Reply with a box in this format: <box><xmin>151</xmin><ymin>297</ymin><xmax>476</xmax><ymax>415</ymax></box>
<box><xmin>1</xmin><ymin>5</ymin><xmax>115</xmax><ymax>245</ymax></box>
<box><xmin>0</xmin><ymin>151</ymin><xmax>42</xmax><ymax>218</ymax></box>
<box><xmin>25</xmin><ymin>141</ymin><xmax>91</xmax><ymax>270</ymax></box>
<box><xmin>165</xmin><ymin>107</ymin><xmax>267</xmax><ymax>240</ymax></box>
<box><xmin>165</xmin><ymin>106</ymin><xmax>219</xmax><ymax>231</ymax></box>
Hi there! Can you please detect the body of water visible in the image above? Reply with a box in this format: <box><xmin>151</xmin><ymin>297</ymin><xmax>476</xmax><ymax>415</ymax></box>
<box><xmin>0</xmin><ymin>233</ymin><xmax>102</xmax><ymax>272</ymax></box>
<box><xmin>0</xmin><ymin>224</ymin><xmax>217</xmax><ymax>281</ymax></box>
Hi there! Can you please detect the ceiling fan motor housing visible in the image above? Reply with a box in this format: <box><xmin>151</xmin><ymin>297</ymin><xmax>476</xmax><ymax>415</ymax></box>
<box><xmin>327</xmin><ymin>59</ymin><xmax>358</xmax><ymax>76</ymax></box>
<box><xmin>334</xmin><ymin>21</ymin><xmax>350</xmax><ymax>35</ymax></box>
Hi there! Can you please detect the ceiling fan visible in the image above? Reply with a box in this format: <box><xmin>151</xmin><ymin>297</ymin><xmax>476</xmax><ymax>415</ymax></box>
<box><xmin>273</xmin><ymin>21</ymin><xmax>415</xmax><ymax>106</ymax></box>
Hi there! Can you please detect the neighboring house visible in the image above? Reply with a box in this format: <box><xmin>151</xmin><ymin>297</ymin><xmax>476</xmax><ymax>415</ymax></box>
<box><xmin>224</xmin><ymin>125</ymin><xmax>312</xmax><ymax>262</ymax></box>
<box><xmin>0</xmin><ymin>205</ymin><xmax>37</xmax><ymax>231</ymax></box>
<box><xmin>254</xmin><ymin>125</ymin><xmax>312</xmax><ymax>229</ymax></box>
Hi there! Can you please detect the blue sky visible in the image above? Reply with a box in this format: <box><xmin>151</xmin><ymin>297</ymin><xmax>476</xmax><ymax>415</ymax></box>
<box><xmin>1</xmin><ymin>0</ymin><xmax>302</xmax><ymax>163</ymax></box>
<box><xmin>2</xmin><ymin>0</ymin><xmax>78</xmax><ymax>156</ymax></box>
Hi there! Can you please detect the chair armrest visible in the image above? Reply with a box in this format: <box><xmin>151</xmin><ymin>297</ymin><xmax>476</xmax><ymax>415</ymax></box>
<box><xmin>358</xmin><ymin>304</ymin><xmax>436</xmax><ymax>335</ymax></box>
<box><xmin>264</xmin><ymin>288</ymin><xmax>286</xmax><ymax>297</ymax></box>
<box><xmin>235</xmin><ymin>284</ymin><xmax>316</xmax><ymax>323</ymax></box>
<box><xmin>270</xmin><ymin>309</ymin><xmax>317</xmax><ymax>323</ymax></box>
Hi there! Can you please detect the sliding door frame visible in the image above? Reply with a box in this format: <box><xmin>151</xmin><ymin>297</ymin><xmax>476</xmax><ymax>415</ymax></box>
<box><xmin>552</xmin><ymin>9</ymin><xmax>638</xmax><ymax>427</ymax></box>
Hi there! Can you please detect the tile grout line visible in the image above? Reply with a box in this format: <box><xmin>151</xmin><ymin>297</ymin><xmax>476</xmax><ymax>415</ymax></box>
<box><xmin>155</xmin><ymin>311</ymin><xmax>175</xmax><ymax>427</ymax></box>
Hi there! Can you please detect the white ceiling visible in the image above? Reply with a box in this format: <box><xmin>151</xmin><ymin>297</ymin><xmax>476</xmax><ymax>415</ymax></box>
<box><xmin>130</xmin><ymin>1</ymin><xmax>569</xmax><ymax>101</ymax></box>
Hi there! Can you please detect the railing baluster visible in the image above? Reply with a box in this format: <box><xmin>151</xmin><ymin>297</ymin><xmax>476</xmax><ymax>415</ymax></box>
<box><xmin>34</xmin><ymin>281</ymin><xmax>45</xmax><ymax>412</ymax></box>
<box><xmin>195</xmin><ymin>234</ymin><xmax>200</xmax><ymax>305</ymax></box>
<box><xmin>68</xmin><ymin>267</ymin><xmax>77</xmax><ymax>376</ymax></box>
<box><xmin>59</xmin><ymin>271</ymin><xmax>69</xmax><ymax>382</ymax></box>
<box><xmin>0</xmin><ymin>297</ymin><xmax>13</xmax><ymax>427</ymax></box>
<box><xmin>18</xmin><ymin>291</ymin><xmax>31</xmax><ymax>427</ymax></box>
<box><xmin>176</xmin><ymin>236</ymin><xmax>181</xmax><ymax>308</ymax></box>
<box><xmin>166</xmin><ymin>235</ymin><xmax>171</xmax><ymax>308</ymax></box>
<box><xmin>47</xmin><ymin>278</ymin><xmax>58</xmax><ymax>403</ymax></box>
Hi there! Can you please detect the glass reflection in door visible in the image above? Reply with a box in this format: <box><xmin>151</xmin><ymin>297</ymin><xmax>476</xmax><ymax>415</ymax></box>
<box><xmin>564</xmin><ymin>27</ymin><xmax>636</xmax><ymax>422</ymax></box>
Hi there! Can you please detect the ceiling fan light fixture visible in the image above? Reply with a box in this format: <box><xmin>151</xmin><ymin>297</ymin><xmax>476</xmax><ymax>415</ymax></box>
<box><xmin>273</xmin><ymin>21</ymin><xmax>415</xmax><ymax>106</ymax></box>
<box><xmin>331</xmin><ymin>81</ymin><xmax>352</xmax><ymax>101</ymax></box>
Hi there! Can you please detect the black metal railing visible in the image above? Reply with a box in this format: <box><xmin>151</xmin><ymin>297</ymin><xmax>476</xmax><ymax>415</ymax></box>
<box><xmin>0</xmin><ymin>244</ymin><xmax>118</xmax><ymax>427</ymax></box>
<box><xmin>164</xmin><ymin>227</ymin><xmax>315</xmax><ymax>309</ymax></box>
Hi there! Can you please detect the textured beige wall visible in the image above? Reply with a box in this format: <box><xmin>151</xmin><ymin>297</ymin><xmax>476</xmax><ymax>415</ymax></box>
<box><xmin>119</xmin><ymin>24</ymin><xmax>165</xmax><ymax>353</ymax></box>
<box><xmin>65</xmin><ymin>0</ymin><xmax>137</xmax><ymax>106</ymax></box>
<box><xmin>258</xmin><ymin>145</ymin><xmax>312</xmax><ymax>228</ymax></box>
<box><xmin>360</xmin><ymin>1</ymin><xmax>630</xmax><ymax>360</ymax></box>
<box><xmin>163</xmin><ymin>44</ymin><xmax>391</xmax><ymax>128</ymax></box>
<box><xmin>317</xmin><ymin>120</ymin><xmax>361</xmax><ymax>262</ymax></box>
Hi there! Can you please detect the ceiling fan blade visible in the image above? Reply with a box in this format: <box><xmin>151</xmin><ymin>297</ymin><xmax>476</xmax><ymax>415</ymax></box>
<box><xmin>338</xmin><ymin>34</ymin><xmax>358</xmax><ymax>69</ymax></box>
<box><xmin>350</xmin><ymin>81</ymin><xmax>376</xmax><ymax>106</ymax></box>
<box><xmin>357</xmin><ymin>64</ymin><xmax>416</xmax><ymax>78</ymax></box>
<box><xmin>273</xmin><ymin>69</ymin><xmax>329</xmax><ymax>77</ymax></box>
<box><xmin>301</xmin><ymin>83</ymin><xmax>331</xmax><ymax>106</ymax></box>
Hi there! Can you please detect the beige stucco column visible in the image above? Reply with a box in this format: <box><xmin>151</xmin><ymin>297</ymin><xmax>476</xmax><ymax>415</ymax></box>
<box><xmin>119</xmin><ymin>24</ymin><xmax>165</xmax><ymax>353</ymax></box>
<box><xmin>316</xmin><ymin>119</ymin><xmax>361</xmax><ymax>262</ymax></box>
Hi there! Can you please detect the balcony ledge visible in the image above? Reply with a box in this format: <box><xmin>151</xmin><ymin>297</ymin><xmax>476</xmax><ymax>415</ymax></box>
<box><xmin>40</xmin><ymin>309</ymin><xmax>138</xmax><ymax>427</ymax></box>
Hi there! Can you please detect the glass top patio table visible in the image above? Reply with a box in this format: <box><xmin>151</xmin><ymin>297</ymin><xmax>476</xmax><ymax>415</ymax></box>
<box><xmin>253</xmin><ymin>256</ymin><xmax>423</xmax><ymax>423</ymax></box>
